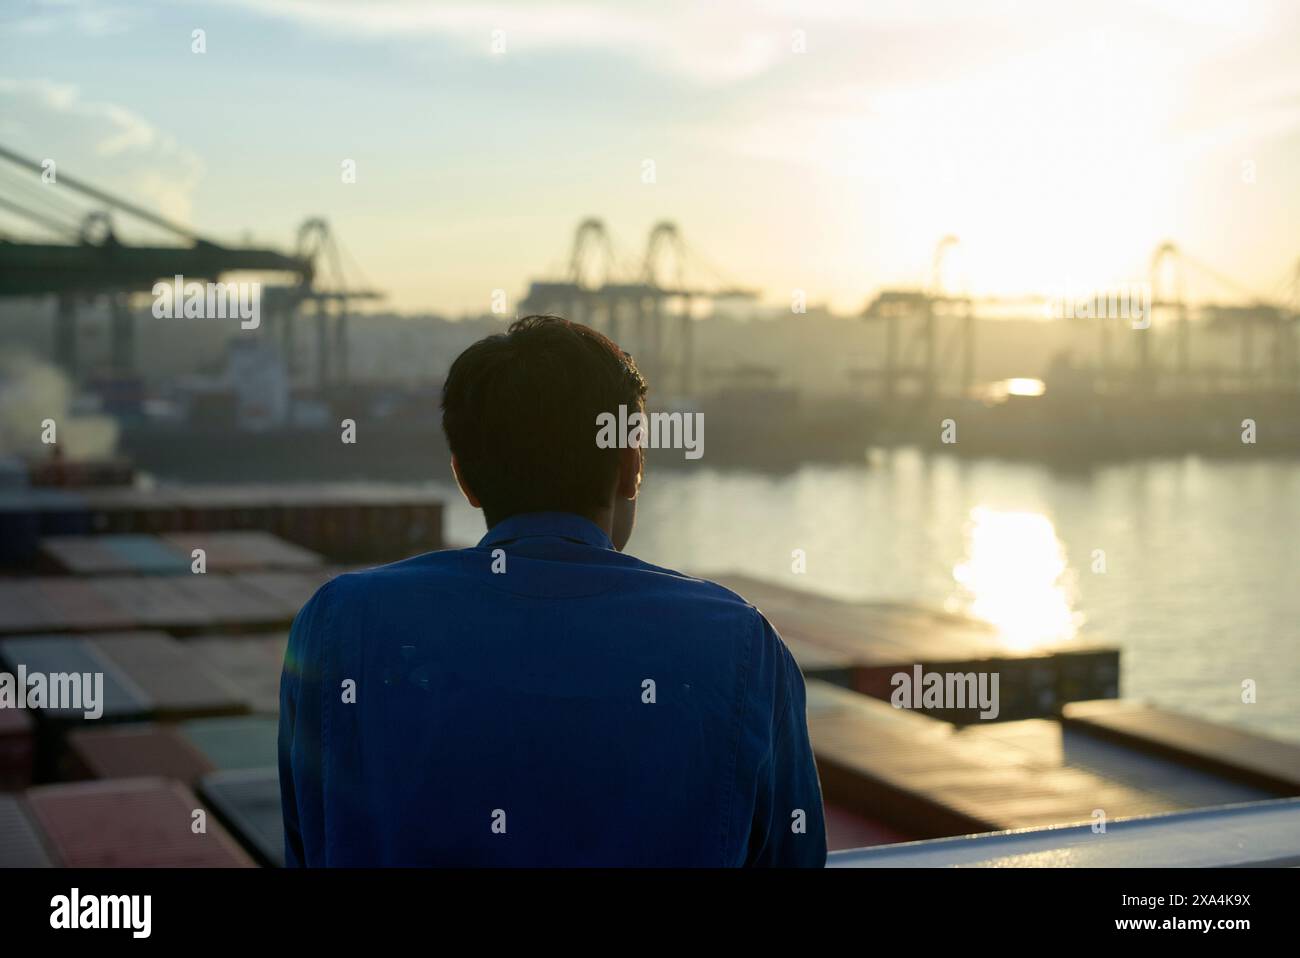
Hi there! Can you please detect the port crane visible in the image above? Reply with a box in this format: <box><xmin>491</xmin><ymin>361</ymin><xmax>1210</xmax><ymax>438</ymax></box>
<box><xmin>860</xmin><ymin>236</ymin><xmax>1300</xmax><ymax>401</ymax></box>
<box><xmin>0</xmin><ymin>144</ymin><xmax>380</xmax><ymax>384</ymax></box>
<box><xmin>519</xmin><ymin>218</ymin><xmax>756</xmax><ymax>397</ymax></box>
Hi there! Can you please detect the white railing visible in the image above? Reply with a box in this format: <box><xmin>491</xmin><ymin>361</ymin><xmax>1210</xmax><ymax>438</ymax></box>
<box><xmin>826</xmin><ymin>797</ymin><xmax>1300</xmax><ymax>867</ymax></box>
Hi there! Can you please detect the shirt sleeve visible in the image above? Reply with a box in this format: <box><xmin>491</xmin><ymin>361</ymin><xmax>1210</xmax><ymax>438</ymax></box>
<box><xmin>745</xmin><ymin>612</ymin><xmax>828</xmax><ymax>867</ymax></box>
<box><xmin>279</xmin><ymin>580</ymin><xmax>332</xmax><ymax>868</ymax></box>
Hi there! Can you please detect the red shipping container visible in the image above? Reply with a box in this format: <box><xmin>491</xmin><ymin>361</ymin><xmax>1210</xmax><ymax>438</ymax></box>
<box><xmin>0</xmin><ymin>706</ymin><xmax>35</xmax><ymax>790</ymax></box>
<box><xmin>25</xmin><ymin>777</ymin><xmax>255</xmax><ymax>867</ymax></box>
<box><xmin>65</xmin><ymin>724</ymin><xmax>216</xmax><ymax>784</ymax></box>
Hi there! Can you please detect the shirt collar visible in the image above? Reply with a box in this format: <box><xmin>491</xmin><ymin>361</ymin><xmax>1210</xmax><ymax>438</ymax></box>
<box><xmin>477</xmin><ymin>511</ymin><xmax>614</xmax><ymax>551</ymax></box>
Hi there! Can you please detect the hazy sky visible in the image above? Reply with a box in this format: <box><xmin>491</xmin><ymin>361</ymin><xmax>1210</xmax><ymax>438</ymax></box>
<box><xmin>2</xmin><ymin>0</ymin><xmax>1298</xmax><ymax>313</ymax></box>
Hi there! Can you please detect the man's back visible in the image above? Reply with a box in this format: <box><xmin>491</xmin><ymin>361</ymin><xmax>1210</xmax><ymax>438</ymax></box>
<box><xmin>279</xmin><ymin>512</ymin><xmax>827</xmax><ymax>866</ymax></box>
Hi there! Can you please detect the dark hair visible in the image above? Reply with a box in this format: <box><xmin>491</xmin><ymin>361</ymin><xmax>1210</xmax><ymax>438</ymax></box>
<box><xmin>441</xmin><ymin>315</ymin><xmax>648</xmax><ymax>525</ymax></box>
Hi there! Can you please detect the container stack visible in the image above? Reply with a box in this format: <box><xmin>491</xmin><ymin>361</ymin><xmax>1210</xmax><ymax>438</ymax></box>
<box><xmin>0</xmin><ymin>483</ymin><xmax>445</xmax><ymax>568</ymax></box>
<box><xmin>25</xmin><ymin>778</ymin><xmax>255</xmax><ymax>867</ymax></box>
<box><xmin>0</xmin><ymin>481</ymin><xmax>447</xmax><ymax>867</ymax></box>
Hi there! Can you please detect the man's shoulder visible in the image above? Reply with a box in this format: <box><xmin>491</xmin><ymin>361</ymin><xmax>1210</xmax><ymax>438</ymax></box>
<box><xmin>296</xmin><ymin>549</ymin><xmax>467</xmax><ymax>614</ymax></box>
<box><xmin>301</xmin><ymin>548</ymin><xmax>780</xmax><ymax>645</ymax></box>
<box><xmin>621</xmin><ymin>557</ymin><xmax>763</xmax><ymax>613</ymax></box>
<box><xmin>609</xmin><ymin>557</ymin><xmax>784</xmax><ymax>652</ymax></box>
<box><xmin>311</xmin><ymin>548</ymin><xmax>762</xmax><ymax>613</ymax></box>
<box><xmin>335</xmin><ymin>548</ymin><xmax>467</xmax><ymax>583</ymax></box>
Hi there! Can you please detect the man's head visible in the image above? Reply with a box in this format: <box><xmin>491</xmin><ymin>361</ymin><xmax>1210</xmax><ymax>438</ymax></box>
<box><xmin>441</xmin><ymin>314</ymin><xmax>648</xmax><ymax>548</ymax></box>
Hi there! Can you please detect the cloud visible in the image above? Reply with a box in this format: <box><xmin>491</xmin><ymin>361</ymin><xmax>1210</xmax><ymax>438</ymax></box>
<box><xmin>221</xmin><ymin>0</ymin><xmax>845</xmax><ymax>84</ymax></box>
<box><xmin>0</xmin><ymin>0</ymin><xmax>134</xmax><ymax>37</ymax></box>
<box><xmin>0</xmin><ymin>77</ymin><xmax>205</xmax><ymax>232</ymax></box>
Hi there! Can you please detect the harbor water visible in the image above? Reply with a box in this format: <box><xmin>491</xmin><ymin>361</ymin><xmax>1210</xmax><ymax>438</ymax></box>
<box><xmin>432</xmin><ymin>449</ymin><xmax>1300</xmax><ymax>744</ymax></box>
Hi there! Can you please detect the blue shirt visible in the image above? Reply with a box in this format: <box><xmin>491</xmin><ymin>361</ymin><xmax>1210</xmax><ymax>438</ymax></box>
<box><xmin>279</xmin><ymin>511</ymin><xmax>827</xmax><ymax>867</ymax></box>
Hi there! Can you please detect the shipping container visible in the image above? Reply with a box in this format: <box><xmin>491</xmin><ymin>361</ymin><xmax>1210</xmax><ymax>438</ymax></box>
<box><xmin>35</xmin><ymin>489</ymin><xmax>94</xmax><ymax>539</ymax></box>
<box><xmin>0</xmin><ymin>581</ymin><xmax>55</xmax><ymax>634</ymax></box>
<box><xmin>164</xmin><ymin>574</ymin><xmax>289</xmax><ymax>631</ymax></box>
<box><xmin>158</xmin><ymin>531</ymin><xmax>323</xmax><ymax>572</ymax></box>
<box><xmin>233</xmin><ymin>569</ymin><xmax>338</xmax><ymax>619</ymax></box>
<box><xmin>87</xmin><ymin>633</ymin><xmax>248</xmax><ymax>720</ymax></box>
<box><xmin>0</xmin><ymin>575</ymin><xmax>323</xmax><ymax>639</ymax></box>
<box><xmin>0</xmin><ymin>706</ymin><xmax>35</xmax><ymax>790</ymax></box>
<box><xmin>0</xmin><ymin>794</ymin><xmax>53</xmax><ymax>867</ymax></box>
<box><xmin>65</xmin><ymin>724</ymin><xmax>215</xmax><ymax>784</ymax></box>
<box><xmin>180</xmin><ymin>716</ymin><xmax>279</xmax><ymax>771</ymax></box>
<box><xmin>0</xmin><ymin>494</ymin><xmax>43</xmax><ymax>565</ymax></box>
<box><xmin>0</xmin><ymin>636</ymin><xmax>152</xmax><ymax>724</ymax></box>
<box><xmin>25</xmin><ymin>777</ymin><xmax>255</xmax><ymax>867</ymax></box>
<box><xmin>198</xmin><ymin>768</ymin><xmax>285</xmax><ymax>867</ymax></box>
<box><xmin>87</xmin><ymin>577</ymin><xmax>214</xmax><ymax>631</ymax></box>
<box><xmin>4</xmin><ymin>484</ymin><xmax>444</xmax><ymax>569</ymax></box>
<box><xmin>188</xmin><ymin>634</ymin><xmax>289</xmax><ymax>715</ymax></box>
<box><xmin>34</xmin><ymin>578</ymin><xmax>137</xmax><ymax>631</ymax></box>
<box><xmin>99</xmin><ymin>534</ymin><xmax>192</xmax><ymax>574</ymax></box>
<box><xmin>37</xmin><ymin>536</ymin><xmax>126</xmax><ymax>575</ymax></box>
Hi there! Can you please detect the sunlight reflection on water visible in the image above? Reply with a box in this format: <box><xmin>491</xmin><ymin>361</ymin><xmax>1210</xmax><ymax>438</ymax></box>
<box><xmin>433</xmin><ymin>452</ymin><xmax>1300</xmax><ymax>742</ymax></box>
<box><xmin>950</xmin><ymin>506</ymin><xmax>1083</xmax><ymax>651</ymax></box>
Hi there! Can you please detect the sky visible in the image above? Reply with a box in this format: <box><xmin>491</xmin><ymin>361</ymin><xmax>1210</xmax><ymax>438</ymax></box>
<box><xmin>1</xmin><ymin>0</ymin><xmax>1299</xmax><ymax>314</ymax></box>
